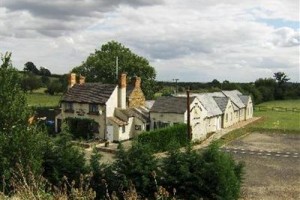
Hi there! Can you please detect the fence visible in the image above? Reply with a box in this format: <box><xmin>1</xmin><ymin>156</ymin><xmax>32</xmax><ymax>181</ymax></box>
<box><xmin>254</xmin><ymin>106</ymin><xmax>300</xmax><ymax>112</ymax></box>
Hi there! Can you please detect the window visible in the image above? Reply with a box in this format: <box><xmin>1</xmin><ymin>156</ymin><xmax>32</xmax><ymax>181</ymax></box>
<box><xmin>225</xmin><ymin>113</ymin><xmax>228</xmax><ymax>122</ymax></box>
<box><xmin>89</xmin><ymin>122</ymin><xmax>99</xmax><ymax>133</ymax></box>
<box><xmin>122</xmin><ymin>125</ymin><xmax>126</xmax><ymax>133</ymax></box>
<box><xmin>65</xmin><ymin>102</ymin><xmax>73</xmax><ymax>112</ymax></box>
<box><xmin>135</xmin><ymin>125</ymin><xmax>142</xmax><ymax>131</ymax></box>
<box><xmin>89</xmin><ymin>104</ymin><xmax>98</xmax><ymax>114</ymax></box>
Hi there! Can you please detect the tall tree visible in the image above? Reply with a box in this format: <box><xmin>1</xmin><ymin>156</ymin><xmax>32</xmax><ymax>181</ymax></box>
<box><xmin>24</xmin><ymin>61</ymin><xmax>39</xmax><ymax>74</ymax></box>
<box><xmin>273</xmin><ymin>72</ymin><xmax>290</xmax><ymax>86</ymax></box>
<box><xmin>72</xmin><ymin>41</ymin><xmax>157</xmax><ymax>99</ymax></box>
<box><xmin>273</xmin><ymin>72</ymin><xmax>290</xmax><ymax>99</ymax></box>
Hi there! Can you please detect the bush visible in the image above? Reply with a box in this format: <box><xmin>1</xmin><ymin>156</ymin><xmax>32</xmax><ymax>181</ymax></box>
<box><xmin>137</xmin><ymin>124</ymin><xmax>189</xmax><ymax>153</ymax></box>
<box><xmin>162</xmin><ymin>143</ymin><xmax>244</xmax><ymax>200</ymax></box>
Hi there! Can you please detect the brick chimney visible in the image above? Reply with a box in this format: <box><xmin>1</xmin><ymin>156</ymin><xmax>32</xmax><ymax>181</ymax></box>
<box><xmin>68</xmin><ymin>73</ymin><xmax>76</xmax><ymax>89</ymax></box>
<box><xmin>133</xmin><ymin>76</ymin><xmax>141</xmax><ymax>88</ymax></box>
<box><xmin>118</xmin><ymin>73</ymin><xmax>127</xmax><ymax>109</ymax></box>
<box><xmin>79</xmin><ymin>74</ymin><xmax>85</xmax><ymax>84</ymax></box>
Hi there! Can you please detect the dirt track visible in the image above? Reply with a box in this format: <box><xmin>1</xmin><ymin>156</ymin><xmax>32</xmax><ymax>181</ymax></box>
<box><xmin>225</xmin><ymin>132</ymin><xmax>300</xmax><ymax>200</ymax></box>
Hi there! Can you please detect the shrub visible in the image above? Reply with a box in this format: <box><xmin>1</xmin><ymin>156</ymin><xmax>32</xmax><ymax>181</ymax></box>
<box><xmin>137</xmin><ymin>124</ymin><xmax>189</xmax><ymax>153</ymax></box>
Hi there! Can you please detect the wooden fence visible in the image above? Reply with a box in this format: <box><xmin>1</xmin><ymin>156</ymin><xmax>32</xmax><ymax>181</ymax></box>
<box><xmin>254</xmin><ymin>106</ymin><xmax>300</xmax><ymax>112</ymax></box>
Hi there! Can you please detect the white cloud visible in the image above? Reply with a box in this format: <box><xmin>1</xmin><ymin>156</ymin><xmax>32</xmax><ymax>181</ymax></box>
<box><xmin>0</xmin><ymin>0</ymin><xmax>299</xmax><ymax>82</ymax></box>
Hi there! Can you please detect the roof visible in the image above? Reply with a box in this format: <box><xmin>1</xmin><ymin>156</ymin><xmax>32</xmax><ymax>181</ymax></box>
<box><xmin>61</xmin><ymin>83</ymin><xmax>116</xmax><ymax>104</ymax></box>
<box><xmin>239</xmin><ymin>95</ymin><xmax>250</xmax><ymax>105</ymax></box>
<box><xmin>222</xmin><ymin>90</ymin><xmax>245</xmax><ymax>108</ymax></box>
<box><xmin>145</xmin><ymin>100</ymin><xmax>155</xmax><ymax>109</ymax></box>
<box><xmin>107</xmin><ymin>116</ymin><xmax>127</xmax><ymax>126</ymax></box>
<box><xmin>213</xmin><ymin>97</ymin><xmax>229</xmax><ymax>113</ymax></box>
<box><xmin>193</xmin><ymin>94</ymin><xmax>223</xmax><ymax>117</ymax></box>
<box><xmin>150</xmin><ymin>96</ymin><xmax>196</xmax><ymax>114</ymax></box>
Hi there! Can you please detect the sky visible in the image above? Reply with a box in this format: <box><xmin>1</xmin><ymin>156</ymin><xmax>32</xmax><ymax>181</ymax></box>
<box><xmin>1</xmin><ymin>0</ymin><xmax>299</xmax><ymax>82</ymax></box>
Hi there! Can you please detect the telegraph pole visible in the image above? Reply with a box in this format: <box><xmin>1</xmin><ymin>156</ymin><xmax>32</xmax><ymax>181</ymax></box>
<box><xmin>173</xmin><ymin>78</ymin><xmax>179</xmax><ymax>94</ymax></box>
<box><xmin>186</xmin><ymin>88</ymin><xmax>192</xmax><ymax>140</ymax></box>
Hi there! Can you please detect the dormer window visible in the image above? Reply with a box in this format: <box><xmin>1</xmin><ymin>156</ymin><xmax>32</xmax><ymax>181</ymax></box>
<box><xmin>89</xmin><ymin>104</ymin><xmax>99</xmax><ymax>115</ymax></box>
<box><xmin>64</xmin><ymin>102</ymin><xmax>74</xmax><ymax>113</ymax></box>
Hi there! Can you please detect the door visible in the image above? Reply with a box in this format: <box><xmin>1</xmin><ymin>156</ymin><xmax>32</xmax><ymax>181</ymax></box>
<box><xmin>106</xmin><ymin>125</ymin><xmax>114</xmax><ymax>141</ymax></box>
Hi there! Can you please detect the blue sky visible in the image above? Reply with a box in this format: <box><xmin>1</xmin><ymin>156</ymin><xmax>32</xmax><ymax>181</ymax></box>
<box><xmin>0</xmin><ymin>0</ymin><xmax>299</xmax><ymax>82</ymax></box>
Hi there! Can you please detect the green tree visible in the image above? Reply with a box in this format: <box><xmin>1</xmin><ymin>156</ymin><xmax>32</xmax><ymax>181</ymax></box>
<box><xmin>42</xmin><ymin>129</ymin><xmax>88</xmax><ymax>185</ymax></box>
<box><xmin>0</xmin><ymin>52</ymin><xmax>12</xmax><ymax>68</ymax></box>
<box><xmin>162</xmin><ymin>143</ymin><xmax>244</xmax><ymax>200</ymax></box>
<box><xmin>39</xmin><ymin>67</ymin><xmax>51</xmax><ymax>76</ymax></box>
<box><xmin>24</xmin><ymin>61</ymin><xmax>39</xmax><ymax>74</ymax></box>
<box><xmin>0</xmin><ymin>52</ymin><xmax>47</xmax><ymax>191</ymax></box>
<box><xmin>109</xmin><ymin>143</ymin><xmax>158</xmax><ymax>197</ymax></box>
<box><xmin>20</xmin><ymin>73</ymin><xmax>42</xmax><ymax>92</ymax></box>
<box><xmin>72</xmin><ymin>41</ymin><xmax>157</xmax><ymax>99</ymax></box>
<box><xmin>0</xmin><ymin>55</ymin><xmax>30</xmax><ymax>131</ymax></box>
<box><xmin>46</xmin><ymin>80</ymin><xmax>63</xmax><ymax>95</ymax></box>
<box><xmin>273</xmin><ymin>72</ymin><xmax>290</xmax><ymax>99</ymax></box>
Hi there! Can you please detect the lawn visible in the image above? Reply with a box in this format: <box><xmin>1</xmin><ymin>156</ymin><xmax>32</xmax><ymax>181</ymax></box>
<box><xmin>219</xmin><ymin>99</ymin><xmax>300</xmax><ymax>145</ymax></box>
<box><xmin>26</xmin><ymin>93</ymin><xmax>61</xmax><ymax>107</ymax></box>
<box><xmin>253</xmin><ymin>99</ymin><xmax>300</xmax><ymax>133</ymax></box>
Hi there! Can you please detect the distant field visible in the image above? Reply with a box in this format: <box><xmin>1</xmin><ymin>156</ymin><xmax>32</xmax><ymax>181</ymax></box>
<box><xmin>253</xmin><ymin>99</ymin><xmax>300</xmax><ymax>133</ymax></box>
<box><xmin>255</xmin><ymin>99</ymin><xmax>300</xmax><ymax>109</ymax></box>
<box><xmin>26</xmin><ymin>93</ymin><xmax>61</xmax><ymax>107</ymax></box>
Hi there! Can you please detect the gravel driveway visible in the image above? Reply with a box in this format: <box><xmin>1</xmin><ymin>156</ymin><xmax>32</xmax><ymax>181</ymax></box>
<box><xmin>225</xmin><ymin>132</ymin><xmax>300</xmax><ymax>200</ymax></box>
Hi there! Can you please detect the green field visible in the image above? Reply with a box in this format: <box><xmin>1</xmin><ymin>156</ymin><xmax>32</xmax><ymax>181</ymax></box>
<box><xmin>253</xmin><ymin>99</ymin><xmax>300</xmax><ymax>132</ymax></box>
<box><xmin>220</xmin><ymin>100</ymin><xmax>300</xmax><ymax>145</ymax></box>
<box><xmin>26</xmin><ymin>93</ymin><xmax>61</xmax><ymax>107</ymax></box>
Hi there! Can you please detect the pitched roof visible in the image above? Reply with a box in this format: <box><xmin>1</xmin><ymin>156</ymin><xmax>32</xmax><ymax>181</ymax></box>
<box><xmin>61</xmin><ymin>83</ymin><xmax>116</xmax><ymax>104</ymax></box>
<box><xmin>222</xmin><ymin>90</ymin><xmax>245</xmax><ymax>108</ymax></box>
<box><xmin>150</xmin><ymin>96</ymin><xmax>196</xmax><ymax>114</ymax></box>
<box><xmin>213</xmin><ymin>97</ymin><xmax>229</xmax><ymax>113</ymax></box>
<box><xmin>194</xmin><ymin>94</ymin><xmax>223</xmax><ymax>117</ymax></box>
<box><xmin>239</xmin><ymin>95</ymin><xmax>250</xmax><ymax>105</ymax></box>
<box><xmin>107</xmin><ymin>116</ymin><xmax>127</xmax><ymax>126</ymax></box>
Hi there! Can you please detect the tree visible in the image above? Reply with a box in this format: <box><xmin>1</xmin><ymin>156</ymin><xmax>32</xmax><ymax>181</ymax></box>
<box><xmin>72</xmin><ymin>41</ymin><xmax>157</xmax><ymax>99</ymax></box>
<box><xmin>211</xmin><ymin>79</ymin><xmax>221</xmax><ymax>88</ymax></box>
<box><xmin>0</xmin><ymin>54</ymin><xmax>30</xmax><ymax>131</ymax></box>
<box><xmin>39</xmin><ymin>67</ymin><xmax>51</xmax><ymax>76</ymax></box>
<box><xmin>42</xmin><ymin>129</ymin><xmax>88</xmax><ymax>186</ymax></box>
<box><xmin>46</xmin><ymin>80</ymin><xmax>63</xmax><ymax>95</ymax></box>
<box><xmin>20</xmin><ymin>73</ymin><xmax>42</xmax><ymax>92</ymax></box>
<box><xmin>273</xmin><ymin>72</ymin><xmax>290</xmax><ymax>100</ymax></box>
<box><xmin>109</xmin><ymin>143</ymin><xmax>158</xmax><ymax>197</ymax></box>
<box><xmin>273</xmin><ymin>72</ymin><xmax>290</xmax><ymax>86</ymax></box>
<box><xmin>162</xmin><ymin>143</ymin><xmax>244</xmax><ymax>199</ymax></box>
<box><xmin>24</xmin><ymin>61</ymin><xmax>39</xmax><ymax>74</ymax></box>
<box><xmin>0</xmin><ymin>52</ymin><xmax>47</xmax><ymax>191</ymax></box>
<box><xmin>1</xmin><ymin>52</ymin><xmax>12</xmax><ymax>68</ymax></box>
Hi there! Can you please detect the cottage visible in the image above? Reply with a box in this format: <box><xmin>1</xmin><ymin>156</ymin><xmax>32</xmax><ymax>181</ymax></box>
<box><xmin>150</xmin><ymin>96</ymin><xmax>208</xmax><ymax>141</ymax></box>
<box><xmin>55</xmin><ymin>73</ymin><xmax>149</xmax><ymax>142</ymax></box>
<box><xmin>152</xmin><ymin>90</ymin><xmax>253</xmax><ymax>141</ymax></box>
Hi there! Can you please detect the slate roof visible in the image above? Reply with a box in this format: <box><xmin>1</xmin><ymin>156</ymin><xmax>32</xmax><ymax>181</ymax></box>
<box><xmin>193</xmin><ymin>94</ymin><xmax>223</xmax><ymax>117</ymax></box>
<box><xmin>213</xmin><ymin>97</ymin><xmax>229</xmax><ymax>113</ymax></box>
<box><xmin>116</xmin><ymin>107</ymin><xmax>150</xmax><ymax>123</ymax></box>
<box><xmin>107</xmin><ymin>116</ymin><xmax>127</xmax><ymax>126</ymax></box>
<box><xmin>222</xmin><ymin>90</ymin><xmax>245</xmax><ymax>108</ymax></box>
<box><xmin>239</xmin><ymin>95</ymin><xmax>250</xmax><ymax>105</ymax></box>
<box><xmin>150</xmin><ymin>96</ymin><xmax>196</xmax><ymax>114</ymax></box>
<box><xmin>61</xmin><ymin>83</ymin><xmax>116</xmax><ymax>104</ymax></box>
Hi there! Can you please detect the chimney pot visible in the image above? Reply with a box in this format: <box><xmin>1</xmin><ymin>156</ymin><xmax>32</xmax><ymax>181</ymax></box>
<box><xmin>79</xmin><ymin>75</ymin><xmax>85</xmax><ymax>84</ymax></box>
<box><xmin>133</xmin><ymin>76</ymin><xmax>141</xmax><ymax>88</ymax></box>
<box><xmin>119</xmin><ymin>73</ymin><xmax>127</xmax><ymax>88</ymax></box>
<box><xmin>68</xmin><ymin>73</ymin><xmax>76</xmax><ymax>89</ymax></box>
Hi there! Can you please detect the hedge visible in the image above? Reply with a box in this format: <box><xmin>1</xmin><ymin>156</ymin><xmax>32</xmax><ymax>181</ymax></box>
<box><xmin>137</xmin><ymin>124</ymin><xmax>189</xmax><ymax>153</ymax></box>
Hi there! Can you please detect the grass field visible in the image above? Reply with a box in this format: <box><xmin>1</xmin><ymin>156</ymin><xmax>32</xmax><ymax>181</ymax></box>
<box><xmin>253</xmin><ymin>99</ymin><xmax>300</xmax><ymax>133</ymax></box>
<box><xmin>219</xmin><ymin>99</ymin><xmax>300</xmax><ymax>145</ymax></box>
<box><xmin>26</xmin><ymin>93</ymin><xmax>61</xmax><ymax>107</ymax></box>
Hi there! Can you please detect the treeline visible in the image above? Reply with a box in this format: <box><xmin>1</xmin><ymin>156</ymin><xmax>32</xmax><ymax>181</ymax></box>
<box><xmin>156</xmin><ymin>72</ymin><xmax>300</xmax><ymax>104</ymax></box>
<box><xmin>18</xmin><ymin>61</ymin><xmax>68</xmax><ymax>95</ymax></box>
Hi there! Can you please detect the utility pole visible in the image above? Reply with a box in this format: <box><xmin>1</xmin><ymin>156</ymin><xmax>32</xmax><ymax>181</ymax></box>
<box><xmin>173</xmin><ymin>78</ymin><xmax>179</xmax><ymax>94</ymax></box>
<box><xmin>186</xmin><ymin>88</ymin><xmax>192</xmax><ymax>140</ymax></box>
<box><xmin>116</xmin><ymin>56</ymin><xmax>119</xmax><ymax>81</ymax></box>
